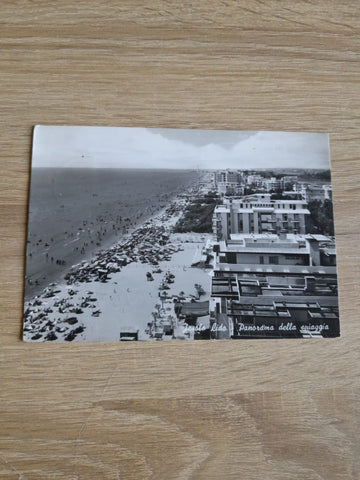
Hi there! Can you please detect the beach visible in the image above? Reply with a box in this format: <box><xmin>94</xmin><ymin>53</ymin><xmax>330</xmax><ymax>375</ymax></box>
<box><xmin>23</xmin><ymin>177</ymin><xmax>215</xmax><ymax>342</ymax></box>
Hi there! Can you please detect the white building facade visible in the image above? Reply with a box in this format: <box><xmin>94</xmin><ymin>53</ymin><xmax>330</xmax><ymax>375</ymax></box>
<box><xmin>213</xmin><ymin>194</ymin><xmax>310</xmax><ymax>240</ymax></box>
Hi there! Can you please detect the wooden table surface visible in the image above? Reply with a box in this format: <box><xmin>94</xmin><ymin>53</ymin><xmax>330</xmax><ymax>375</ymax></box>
<box><xmin>1</xmin><ymin>2</ymin><xmax>359</xmax><ymax>479</ymax></box>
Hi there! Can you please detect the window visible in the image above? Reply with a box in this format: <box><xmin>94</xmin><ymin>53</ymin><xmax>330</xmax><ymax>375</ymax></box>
<box><xmin>259</xmin><ymin>256</ymin><xmax>264</xmax><ymax>264</ymax></box>
<box><xmin>240</xmin><ymin>285</ymin><xmax>261</xmax><ymax>296</ymax></box>
<box><xmin>226</xmin><ymin>252</ymin><xmax>237</xmax><ymax>264</ymax></box>
<box><xmin>269</xmin><ymin>256</ymin><xmax>279</xmax><ymax>265</ymax></box>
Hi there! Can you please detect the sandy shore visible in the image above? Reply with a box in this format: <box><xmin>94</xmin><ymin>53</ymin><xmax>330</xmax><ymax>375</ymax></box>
<box><xmin>23</xmin><ymin>197</ymin><xmax>214</xmax><ymax>342</ymax></box>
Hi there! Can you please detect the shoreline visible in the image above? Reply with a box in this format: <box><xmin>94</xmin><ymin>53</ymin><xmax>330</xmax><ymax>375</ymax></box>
<box><xmin>24</xmin><ymin>178</ymin><xmax>198</xmax><ymax>301</ymax></box>
<box><xmin>23</xmin><ymin>180</ymin><xmax>214</xmax><ymax>342</ymax></box>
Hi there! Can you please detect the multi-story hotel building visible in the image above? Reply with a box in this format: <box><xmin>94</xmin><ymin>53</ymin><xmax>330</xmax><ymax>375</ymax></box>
<box><xmin>213</xmin><ymin>193</ymin><xmax>310</xmax><ymax>240</ymax></box>
<box><xmin>297</xmin><ymin>184</ymin><xmax>332</xmax><ymax>202</ymax></box>
<box><xmin>214</xmin><ymin>170</ymin><xmax>244</xmax><ymax>196</ymax></box>
<box><xmin>213</xmin><ymin>233</ymin><xmax>336</xmax><ymax>268</ymax></box>
<box><xmin>246</xmin><ymin>174</ymin><xmax>264</xmax><ymax>188</ymax></box>
<box><xmin>280</xmin><ymin>175</ymin><xmax>298</xmax><ymax>190</ymax></box>
<box><xmin>209</xmin><ymin>233</ymin><xmax>339</xmax><ymax>339</ymax></box>
<box><xmin>264</xmin><ymin>177</ymin><xmax>281</xmax><ymax>192</ymax></box>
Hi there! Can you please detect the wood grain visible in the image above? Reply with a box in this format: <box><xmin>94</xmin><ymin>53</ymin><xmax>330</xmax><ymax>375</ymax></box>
<box><xmin>0</xmin><ymin>1</ymin><xmax>359</xmax><ymax>478</ymax></box>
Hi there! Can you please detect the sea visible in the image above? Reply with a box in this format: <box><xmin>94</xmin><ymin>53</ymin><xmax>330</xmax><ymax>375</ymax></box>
<box><xmin>24</xmin><ymin>168</ymin><xmax>200</xmax><ymax>299</ymax></box>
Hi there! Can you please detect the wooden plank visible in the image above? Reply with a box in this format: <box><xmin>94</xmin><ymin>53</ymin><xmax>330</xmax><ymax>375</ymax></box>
<box><xmin>0</xmin><ymin>1</ymin><xmax>359</xmax><ymax>478</ymax></box>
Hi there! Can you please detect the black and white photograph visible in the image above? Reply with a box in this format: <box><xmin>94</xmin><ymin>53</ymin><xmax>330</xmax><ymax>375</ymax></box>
<box><xmin>23</xmin><ymin>126</ymin><xmax>339</xmax><ymax>342</ymax></box>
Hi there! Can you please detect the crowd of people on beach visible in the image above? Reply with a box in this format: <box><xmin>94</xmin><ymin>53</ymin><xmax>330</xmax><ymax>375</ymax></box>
<box><xmin>25</xmin><ymin>197</ymin><xmax>175</xmax><ymax>295</ymax></box>
<box><xmin>23</xmin><ymin>200</ymin><xmax>190</xmax><ymax>342</ymax></box>
<box><xmin>23</xmin><ymin>170</ymin><xmax>213</xmax><ymax>343</ymax></box>
<box><xmin>63</xmin><ymin>202</ymin><xmax>184</xmax><ymax>286</ymax></box>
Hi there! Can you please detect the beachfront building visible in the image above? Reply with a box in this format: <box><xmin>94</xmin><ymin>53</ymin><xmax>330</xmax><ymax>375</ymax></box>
<box><xmin>246</xmin><ymin>174</ymin><xmax>264</xmax><ymax>189</ymax></box>
<box><xmin>264</xmin><ymin>177</ymin><xmax>281</xmax><ymax>192</ymax></box>
<box><xmin>210</xmin><ymin>273</ymin><xmax>339</xmax><ymax>339</ymax></box>
<box><xmin>212</xmin><ymin>194</ymin><xmax>310</xmax><ymax>240</ymax></box>
<box><xmin>297</xmin><ymin>184</ymin><xmax>333</xmax><ymax>202</ymax></box>
<box><xmin>212</xmin><ymin>233</ymin><xmax>336</xmax><ymax>268</ymax></box>
<box><xmin>214</xmin><ymin>170</ymin><xmax>244</xmax><ymax>196</ymax></box>
<box><xmin>210</xmin><ymin>293</ymin><xmax>339</xmax><ymax>339</ymax></box>
<box><xmin>209</xmin><ymin>234</ymin><xmax>338</xmax><ymax>339</ymax></box>
<box><xmin>280</xmin><ymin>175</ymin><xmax>298</xmax><ymax>191</ymax></box>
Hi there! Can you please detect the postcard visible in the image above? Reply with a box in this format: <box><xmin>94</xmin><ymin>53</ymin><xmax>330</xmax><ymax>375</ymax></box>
<box><xmin>23</xmin><ymin>126</ymin><xmax>339</xmax><ymax>341</ymax></box>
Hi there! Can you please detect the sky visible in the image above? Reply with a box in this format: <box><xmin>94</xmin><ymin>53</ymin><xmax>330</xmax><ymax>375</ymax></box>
<box><xmin>32</xmin><ymin>126</ymin><xmax>330</xmax><ymax>170</ymax></box>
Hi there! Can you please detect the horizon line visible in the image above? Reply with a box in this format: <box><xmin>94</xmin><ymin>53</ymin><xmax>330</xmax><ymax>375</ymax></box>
<box><xmin>31</xmin><ymin>166</ymin><xmax>331</xmax><ymax>171</ymax></box>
